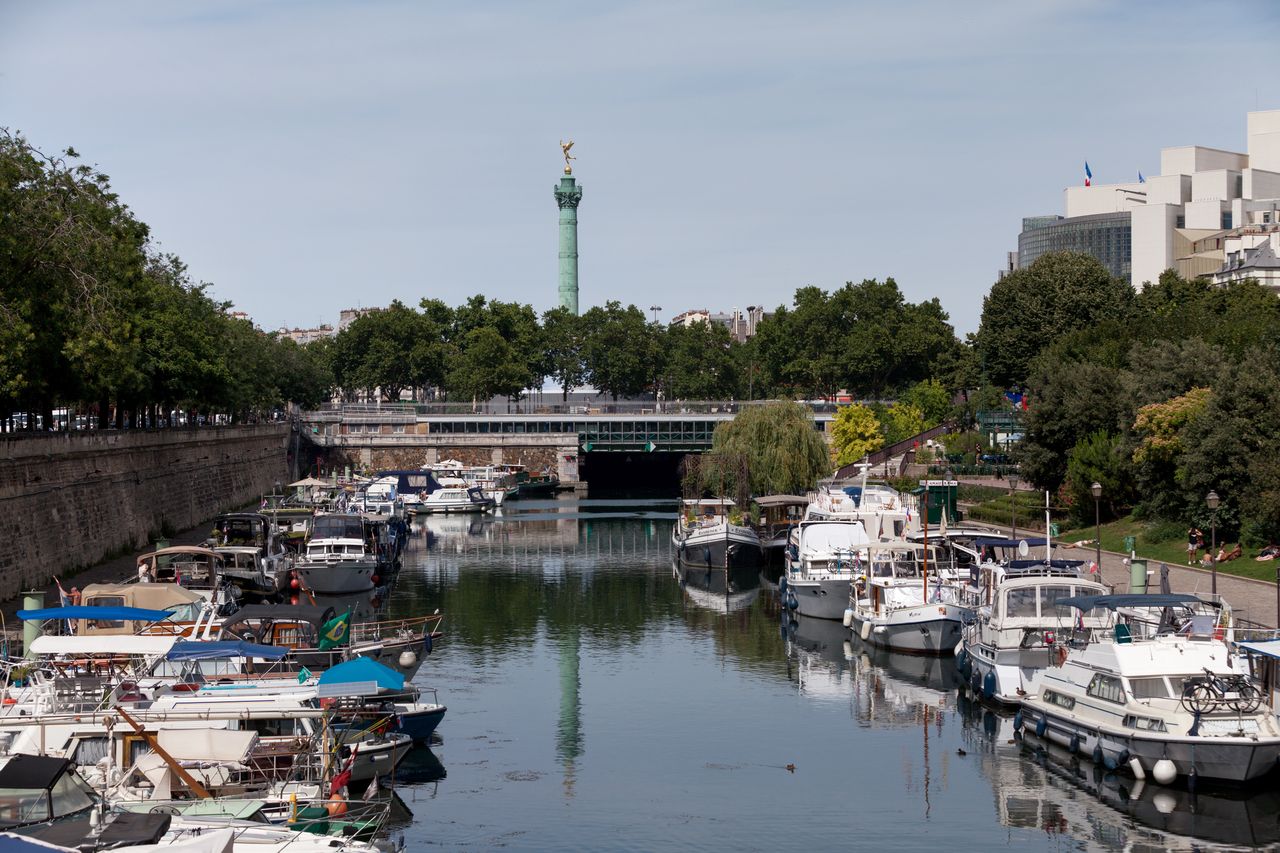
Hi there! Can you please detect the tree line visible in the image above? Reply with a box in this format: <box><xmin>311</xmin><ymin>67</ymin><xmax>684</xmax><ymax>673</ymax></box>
<box><xmin>970</xmin><ymin>251</ymin><xmax>1280</xmax><ymax>548</ymax></box>
<box><xmin>1</xmin><ymin>130</ymin><xmax>331</xmax><ymax>431</ymax></box>
<box><xmin>320</xmin><ymin>279</ymin><xmax>965</xmax><ymax>407</ymax></box>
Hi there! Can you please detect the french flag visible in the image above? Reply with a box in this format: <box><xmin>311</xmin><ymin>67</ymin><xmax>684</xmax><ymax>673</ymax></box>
<box><xmin>1084</xmin><ymin>161</ymin><xmax>1093</xmax><ymax>187</ymax></box>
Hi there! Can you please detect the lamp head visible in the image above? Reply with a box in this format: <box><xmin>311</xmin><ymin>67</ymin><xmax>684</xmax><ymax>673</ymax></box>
<box><xmin>1091</xmin><ymin>481</ymin><xmax>1102</xmax><ymax>500</ymax></box>
<box><xmin>1207</xmin><ymin>490</ymin><xmax>1220</xmax><ymax>511</ymax></box>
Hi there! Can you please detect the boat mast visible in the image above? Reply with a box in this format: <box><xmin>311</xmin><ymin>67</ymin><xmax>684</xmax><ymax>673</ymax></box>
<box><xmin>922</xmin><ymin>485</ymin><xmax>929</xmax><ymax>600</ymax></box>
<box><xmin>1044</xmin><ymin>490</ymin><xmax>1051</xmax><ymax>565</ymax></box>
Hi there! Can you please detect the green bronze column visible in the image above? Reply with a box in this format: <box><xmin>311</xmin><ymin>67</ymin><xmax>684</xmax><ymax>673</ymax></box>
<box><xmin>554</xmin><ymin>141</ymin><xmax>583</xmax><ymax>314</ymax></box>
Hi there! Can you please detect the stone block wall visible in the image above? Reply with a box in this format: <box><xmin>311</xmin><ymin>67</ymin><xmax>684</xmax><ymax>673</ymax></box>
<box><xmin>0</xmin><ymin>425</ymin><xmax>292</xmax><ymax>600</ymax></box>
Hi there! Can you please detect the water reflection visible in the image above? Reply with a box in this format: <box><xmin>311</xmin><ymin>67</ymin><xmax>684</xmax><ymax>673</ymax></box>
<box><xmin>674</xmin><ymin>559</ymin><xmax>761</xmax><ymax>613</ymax></box>
<box><xmin>380</xmin><ymin>497</ymin><xmax>1280</xmax><ymax>852</ymax></box>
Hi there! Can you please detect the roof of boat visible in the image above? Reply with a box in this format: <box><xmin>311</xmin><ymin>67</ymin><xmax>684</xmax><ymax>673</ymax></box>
<box><xmin>220</xmin><ymin>603</ymin><xmax>334</xmax><ymax>631</ymax></box>
<box><xmin>0</xmin><ymin>753</ymin><xmax>73</xmax><ymax>790</ymax></box>
<box><xmin>28</xmin><ymin>634</ymin><xmax>179</xmax><ymax>657</ymax></box>
<box><xmin>81</xmin><ymin>583</ymin><xmax>205</xmax><ymax>606</ymax></box>
<box><xmin>136</xmin><ymin>546</ymin><xmax>221</xmax><ymax>564</ymax></box>
<box><xmin>754</xmin><ymin>495</ymin><xmax>810</xmax><ymax>506</ymax></box>
<box><xmin>681</xmin><ymin>498</ymin><xmax>736</xmax><ymax>507</ymax></box>
<box><xmin>1239</xmin><ymin>639</ymin><xmax>1280</xmax><ymax>660</ymax></box>
<box><xmin>1056</xmin><ymin>593</ymin><xmax>1204</xmax><ymax>611</ymax></box>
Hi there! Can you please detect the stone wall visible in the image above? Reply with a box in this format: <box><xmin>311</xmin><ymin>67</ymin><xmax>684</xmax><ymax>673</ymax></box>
<box><xmin>0</xmin><ymin>425</ymin><xmax>292</xmax><ymax>600</ymax></box>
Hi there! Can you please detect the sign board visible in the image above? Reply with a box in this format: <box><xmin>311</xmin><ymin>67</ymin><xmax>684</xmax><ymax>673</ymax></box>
<box><xmin>1049</xmin><ymin>522</ymin><xmax>1060</xmax><ymax>537</ymax></box>
<box><xmin>1123</xmin><ymin>535</ymin><xmax>1136</xmax><ymax>554</ymax></box>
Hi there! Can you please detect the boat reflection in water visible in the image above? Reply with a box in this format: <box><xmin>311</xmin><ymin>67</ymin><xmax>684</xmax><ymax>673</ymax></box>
<box><xmin>674</xmin><ymin>558</ymin><xmax>761</xmax><ymax>614</ymax></box>
<box><xmin>958</xmin><ymin>696</ymin><xmax>1280</xmax><ymax>851</ymax></box>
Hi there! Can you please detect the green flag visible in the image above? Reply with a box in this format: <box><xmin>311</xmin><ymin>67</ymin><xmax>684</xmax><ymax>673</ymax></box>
<box><xmin>318</xmin><ymin>609</ymin><xmax>352</xmax><ymax>651</ymax></box>
<box><xmin>296</xmin><ymin>666</ymin><xmax>312</xmax><ymax>684</ymax></box>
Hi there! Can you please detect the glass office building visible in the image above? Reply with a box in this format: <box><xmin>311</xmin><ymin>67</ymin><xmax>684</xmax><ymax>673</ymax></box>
<box><xmin>1017</xmin><ymin>211</ymin><xmax>1132</xmax><ymax>280</ymax></box>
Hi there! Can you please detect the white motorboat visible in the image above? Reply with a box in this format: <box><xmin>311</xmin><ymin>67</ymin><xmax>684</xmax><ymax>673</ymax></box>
<box><xmin>1019</xmin><ymin>593</ymin><xmax>1280</xmax><ymax>785</ymax></box>
<box><xmin>672</xmin><ymin>499</ymin><xmax>764</xmax><ymax>571</ymax></box>
<box><xmin>294</xmin><ymin>513</ymin><xmax>377</xmax><ymax>594</ymax></box>
<box><xmin>956</xmin><ymin>542</ymin><xmax>1107</xmax><ymax>704</ymax></box>
<box><xmin>412</xmin><ymin>477</ymin><xmax>496</xmax><ymax>514</ymax></box>
<box><xmin>783</xmin><ymin>519</ymin><xmax>870</xmax><ymax>620</ymax></box>
<box><xmin>208</xmin><ymin>512</ymin><xmax>294</xmax><ymax>595</ymax></box>
<box><xmin>844</xmin><ymin>541</ymin><xmax>967</xmax><ymax>654</ymax></box>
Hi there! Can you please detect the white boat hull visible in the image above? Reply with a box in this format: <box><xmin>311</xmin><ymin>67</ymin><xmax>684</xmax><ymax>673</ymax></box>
<box><xmin>295</xmin><ymin>560</ymin><xmax>377</xmax><ymax>594</ymax></box>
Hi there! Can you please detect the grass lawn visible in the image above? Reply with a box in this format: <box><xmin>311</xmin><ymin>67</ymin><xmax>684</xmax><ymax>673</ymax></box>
<box><xmin>960</xmin><ymin>491</ymin><xmax>1279</xmax><ymax>584</ymax></box>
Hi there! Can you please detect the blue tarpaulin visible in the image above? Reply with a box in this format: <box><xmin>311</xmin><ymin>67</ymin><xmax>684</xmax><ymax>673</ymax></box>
<box><xmin>16</xmin><ymin>606</ymin><xmax>173</xmax><ymax>622</ymax></box>
<box><xmin>166</xmin><ymin>640</ymin><xmax>289</xmax><ymax>661</ymax></box>
<box><xmin>317</xmin><ymin>656</ymin><xmax>404</xmax><ymax>692</ymax></box>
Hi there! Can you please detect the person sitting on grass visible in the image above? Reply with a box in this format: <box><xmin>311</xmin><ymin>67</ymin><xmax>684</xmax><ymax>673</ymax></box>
<box><xmin>1256</xmin><ymin>543</ymin><xmax>1280</xmax><ymax>562</ymax></box>
<box><xmin>1216</xmin><ymin>543</ymin><xmax>1243</xmax><ymax>563</ymax></box>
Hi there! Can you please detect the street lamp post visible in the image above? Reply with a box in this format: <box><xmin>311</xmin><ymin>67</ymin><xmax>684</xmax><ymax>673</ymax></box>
<box><xmin>1008</xmin><ymin>473</ymin><xmax>1019</xmax><ymax>542</ymax></box>
<box><xmin>1091</xmin><ymin>482</ymin><xmax>1103</xmax><ymax>578</ymax></box>
<box><xmin>649</xmin><ymin>305</ymin><xmax>662</xmax><ymax>324</ymax></box>
<box><xmin>1207</xmin><ymin>490</ymin><xmax>1220</xmax><ymax>595</ymax></box>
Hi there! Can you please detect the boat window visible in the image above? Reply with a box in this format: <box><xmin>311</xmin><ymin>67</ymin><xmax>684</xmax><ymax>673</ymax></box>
<box><xmin>1128</xmin><ymin>677</ymin><xmax>1173</xmax><ymax>700</ymax></box>
<box><xmin>1086</xmin><ymin>673</ymin><xmax>1126</xmax><ymax>704</ymax></box>
<box><xmin>0</xmin><ymin>788</ymin><xmax>49</xmax><ymax>826</ymax></box>
<box><xmin>1038</xmin><ymin>585</ymin><xmax>1076</xmax><ymax>617</ymax></box>
<box><xmin>71</xmin><ymin>737</ymin><xmax>111</xmax><ymax>766</ymax></box>
<box><xmin>1043</xmin><ymin>690</ymin><xmax>1076</xmax><ymax>710</ymax></box>
<box><xmin>87</xmin><ymin>596</ymin><xmax>127</xmax><ymax>628</ymax></box>
<box><xmin>48</xmin><ymin>770</ymin><xmax>95</xmax><ymax>818</ymax></box>
<box><xmin>1005</xmin><ymin>588</ymin><xmax>1038</xmax><ymax>618</ymax></box>
<box><xmin>1122</xmin><ymin>714</ymin><xmax>1168</xmax><ymax>732</ymax></box>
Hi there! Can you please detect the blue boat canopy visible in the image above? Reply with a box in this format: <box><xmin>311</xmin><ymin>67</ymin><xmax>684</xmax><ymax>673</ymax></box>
<box><xmin>973</xmin><ymin>536</ymin><xmax>1049</xmax><ymax>548</ymax></box>
<box><xmin>1055</xmin><ymin>593</ymin><xmax>1203</xmax><ymax>612</ymax></box>
<box><xmin>166</xmin><ymin>640</ymin><xmax>289</xmax><ymax>661</ymax></box>
<box><xmin>1239</xmin><ymin>640</ymin><xmax>1280</xmax><ymax>660</ymax></box>
<box><xmin>317</xmin><ymin>656</ymin><xmax>404</xmax><ymax>692</ymax></box>
<box><xmin>16</xmin><ymin>606</ymin><xmax>173</xmax><ymax>622</ymax></box>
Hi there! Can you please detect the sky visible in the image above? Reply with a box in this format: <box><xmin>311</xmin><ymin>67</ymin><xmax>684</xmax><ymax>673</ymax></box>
<box><xmin>3</xmin><ymin>1</ymin><xmax>1278</xmax><ymax>337</ymax></box>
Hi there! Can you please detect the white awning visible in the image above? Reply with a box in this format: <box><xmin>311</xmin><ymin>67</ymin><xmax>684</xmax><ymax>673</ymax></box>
<box><xmin>29</xmin><ymin>634</ymin><xmax>178</xmax><ymax>657</ymax></box>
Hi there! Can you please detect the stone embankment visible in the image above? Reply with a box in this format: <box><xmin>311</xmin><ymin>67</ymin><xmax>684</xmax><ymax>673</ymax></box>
<box><xmin>0</xmin><ymin>425</ymin><xmax>293</xmax><ymax>601</ymax></box>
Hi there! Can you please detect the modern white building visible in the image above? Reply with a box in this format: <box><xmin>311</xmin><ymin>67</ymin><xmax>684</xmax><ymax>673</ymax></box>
<box><xmin>1016</xmin><ymin>110</ymin><xmax>1280</xmax><ymax>292</ymax></box>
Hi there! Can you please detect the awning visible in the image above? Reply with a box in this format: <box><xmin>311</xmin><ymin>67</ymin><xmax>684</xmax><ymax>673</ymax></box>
<box><xmin>972</xmin><ymin>536</ymin><xmax>1049</xmax><ymax>548</ymax></box>
<box><xmin>0</xmin><ymin>753</ymin><xmax>71</xmax><ymax>790</ymax></box>
<box><xmin>16</xmin><ymin>606</ymin><xmax>173</xmax><ymax>622</ymax></box>
<box><xmin>317</xmin><ymin>656</ymin><xmax>404</xmax><ymax>692</ymax></box>
<box><xmin>166</xmin><ymin>641</ymin><xmax>289</xmax><ymax>661</ymax></box>
<box><xmin>1056</xmin><ymin>593</ymin><xmax>1203</xmax><ymax>612</ymax></box>
<box><xmin>754</xmin><ymin>495</ymin><xmax>810</xmax><ymax>507</ymax></box>
<box><xmin>1238</xmin><ymin>640</ymin><xmax>1280</xmax><ymax>660</ymax></box>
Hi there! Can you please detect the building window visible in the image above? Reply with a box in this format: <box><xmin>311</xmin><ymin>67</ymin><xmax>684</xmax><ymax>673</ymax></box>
<box><xmin>1221</xmin><ymin>211</ymin><xmax>1233</xmax><ymax>230</ymax></box>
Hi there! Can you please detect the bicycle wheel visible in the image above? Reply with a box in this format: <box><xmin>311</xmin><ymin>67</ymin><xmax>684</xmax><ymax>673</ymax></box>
<box><xmin>1230</xmin><ymin>680</ymin><xmax>1264</xmax><ymax>714</ymax></box>
<box><xmin>1183</xmin><ymin>681</ymin><xmax>1217</xmax><ymax>714</ymax></box>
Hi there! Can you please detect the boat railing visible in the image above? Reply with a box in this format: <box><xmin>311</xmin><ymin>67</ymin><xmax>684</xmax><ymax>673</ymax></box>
<box><xmin>350</xmin><ymin>612</ymin><xmax>444</xmax><ymax>643</ymax></box>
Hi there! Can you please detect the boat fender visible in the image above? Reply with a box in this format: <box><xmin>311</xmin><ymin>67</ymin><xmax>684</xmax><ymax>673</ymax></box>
<box><xmin>1069</xmin><ymin>733</ymin><xmax>1080</xmax><ymax>754</ymax></box>
<box><xmin>1116</xmin><ymin>748</ymin><xmax>1129</xmax><ymax>768</ymax></box>
<box><xmin>970</xmin><ymin>671</ymin><xmax>981</xmax><ymax>694</ymax></box>
<box><xmin>779</xmin><ymin>577</ymin><xmax>787</xmax><ymax>595</ymax></box>
<box><xmin>1152</xmin><ymin>759</ymin><xmax>1177</xmax><ymax>785</ymax></box>
<box><xmin>399</xmin><ymin>650</ymin><xmax>418</xmax><ymax>669</ymax></box>
<box><xmin>859</xmin><ymin>620</ymin><xmax>871</xmax><ymax>641</ymax></box>
<box><xmin>1092</xmin><ymin>743</ymin><xmax>1104</xmax><ymax>766</ymax></box>
<box><xmin>423</xmin><ymin>633</ymin><xmax>434</xmax><ymax>655</ymax></box>
<box><xmin>1012</xmin><ymin>711</ymin><xmax>1023</xmax><ymax>732</ymax></box>
<box><xmin>955</xmin><ymin>649</ymin><xmax>968</xmax><ymax>674</ymax></box>
<box><xmin>1034</xmin><ymin>717</ymin><xmax>1047</xmax><ymax>738</ymax></box>
<box><xmin>842</xmin><ymin>609</ymin><xmax>854</xmax><ymax>628</ymax></box>
<box><xmin>786</xmin><ymin>595</ymin><xmax>798</xmax><ymax>611</ymax></box>
<box><xmin>982</xmin><ymin>671</ymin><xmax>996</xmax><ymax>699</ymax></box>
<box><xmin>1129</xmin><ymin>756</ymin><xmax>1146</xmax><ymax>780</ymax></box>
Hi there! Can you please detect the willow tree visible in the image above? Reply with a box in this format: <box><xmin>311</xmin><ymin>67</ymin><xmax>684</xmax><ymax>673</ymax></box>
<box><xmin>704</xmin><ymin>401</ymin><xmax>831</xmax><ymax>497</ymax></box>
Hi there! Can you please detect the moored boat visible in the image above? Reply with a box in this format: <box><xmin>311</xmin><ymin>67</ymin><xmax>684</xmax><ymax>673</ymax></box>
<box><xmin>671</xmin><ymin>499</ymin><xmax>764</xmax><ymax>572</ymax></box>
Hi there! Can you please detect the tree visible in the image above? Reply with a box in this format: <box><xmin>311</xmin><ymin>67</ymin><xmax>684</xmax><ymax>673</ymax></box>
<box><xmin>881</xmin><ymin>402</ymin><xmax>926</xmax><ymax>445</ymax></box>
<box><xmin>975</xmin><ymin>252</ymin><xmax>1134</xmax><ymax>388</ymax></box>
<box><xmin>580</xmin><ymin>301</ymin><xmax>657</xmax><ymax>400</ymax></box>
<box><xmin>447</xmin><ymin>327</ymin><xmax>528</xmax><ymax>406</ymax></box>
<box><xmin>831</xmin><ymin>404</ymin><xmax>884</xmax><ymax>467</ymax></box>
<box><xmin>1018</xmin><ymin>359</ymin><xmax>1127</xmax><ymax>493</ymax></box>
<box><xmin>1129</xmin><ymin>387</ymin><xmax>1211</xmax><ymax>520</ymax></box>
<box><xmin>1063</xmin><ymin>430</ymin><xmax>1133</xmax><ymax>527</ymax></box>
<box><xmin>662</xmin><ymin>320</ymin><xmax>738</xmax><ymax>400</ymax></box>
<box><xmin>540</xmin><ymin>307</ymin><xmax>587</xmax><ymax>401</ymax></box>
<box><xmin>706</xmin><ymin>402</ymin><xmax>831</xmax><ymax>496</ymax></box>
<box><xmin>899</xmin><ymin>378</ymin><xmax>952</xmax><ymax>426</ymax></box>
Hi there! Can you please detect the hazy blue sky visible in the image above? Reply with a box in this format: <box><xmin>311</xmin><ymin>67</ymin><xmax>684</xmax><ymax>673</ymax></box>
<box><xmin>3</xmin><ymin>1</ymin><xmax>1277</xmax><ymax>335</ymax></box>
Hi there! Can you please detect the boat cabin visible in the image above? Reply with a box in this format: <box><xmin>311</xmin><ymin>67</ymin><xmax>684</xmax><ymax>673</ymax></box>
<box><xmin>134</xmin><ymin>546</ymin><xmax>222</xmax><ymax>591</ymax></box>
<box><xmin>76</xmin><ymin>583</ymin><xmax>205</xmax><ymax>636</ymax></box>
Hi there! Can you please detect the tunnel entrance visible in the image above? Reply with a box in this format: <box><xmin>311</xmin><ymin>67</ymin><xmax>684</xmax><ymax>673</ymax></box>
<box><xmin>579</xmin><ymin>451</ymin><xmax>686</xmax><ymax>497</ymax></box>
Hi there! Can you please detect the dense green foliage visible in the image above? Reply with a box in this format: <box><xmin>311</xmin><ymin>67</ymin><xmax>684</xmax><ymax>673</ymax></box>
<box><xmin>0</xmin><ymin>130</ymin><xmax>331</xmax><ymax>429</ymax></box>
<box><xmin>700</xmin><ymin>402</ymin><xmax>831</xmax><ymax>497</ymax></box>
<box><xmin>986</xmin><ymin>258</ymin><xmax>1280</xmax><ymax>546</ymax></box>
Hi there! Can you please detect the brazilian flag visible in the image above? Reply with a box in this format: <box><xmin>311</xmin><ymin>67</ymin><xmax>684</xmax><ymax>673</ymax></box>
<box><xmin>317</xmin><ymin>609</ymin><xmax>352</xmax><ymax>651</ymax></box>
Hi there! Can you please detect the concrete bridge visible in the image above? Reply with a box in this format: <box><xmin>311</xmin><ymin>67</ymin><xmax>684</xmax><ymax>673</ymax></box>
<box><xmin>298</xmin><ymin>402</ymin><xmax>834</xmax><ymax>490</ymax></box>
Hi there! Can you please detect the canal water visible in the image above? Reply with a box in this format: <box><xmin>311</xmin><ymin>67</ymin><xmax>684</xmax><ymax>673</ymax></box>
<box><xmin>377</xmin><ymin>495</ymin><xmax>1280</xmax><ymax>851</ymax></box>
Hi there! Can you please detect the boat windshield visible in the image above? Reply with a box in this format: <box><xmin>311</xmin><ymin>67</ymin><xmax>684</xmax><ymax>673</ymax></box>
<box><xmin>312</xmin><ymin>516</ymin><xmax>364</xmax><ymax>539</ymax></box>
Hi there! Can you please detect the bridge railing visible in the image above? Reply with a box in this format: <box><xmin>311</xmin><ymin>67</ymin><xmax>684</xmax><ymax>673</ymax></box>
<box><xmin>303</xmin><ymin>399</ymin><xmax>843</xmax><ymax>419</ymax></box>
